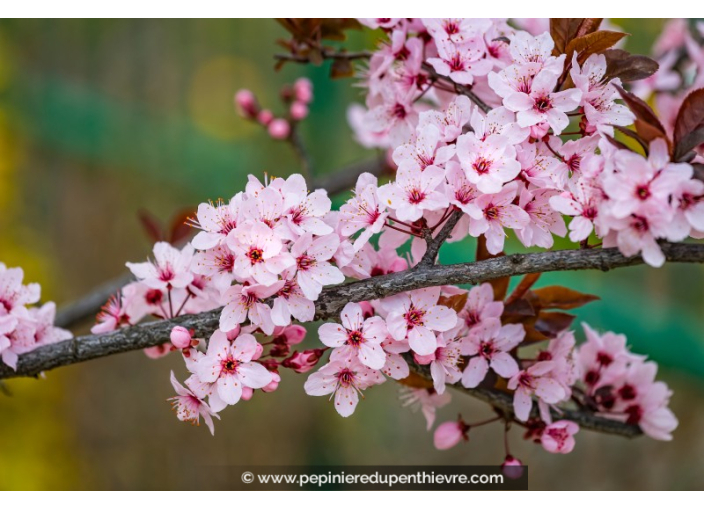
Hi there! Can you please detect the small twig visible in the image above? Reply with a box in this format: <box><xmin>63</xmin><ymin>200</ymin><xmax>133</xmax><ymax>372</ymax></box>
<box><xmin>418</xmin><ymin>209</ymin><xmax>464</xmax><ymax>267</ymax></box>
<box><xmin>288</xmin><ymin>128</ymin><xmax>313</xmax><ymax>180</ymax></box>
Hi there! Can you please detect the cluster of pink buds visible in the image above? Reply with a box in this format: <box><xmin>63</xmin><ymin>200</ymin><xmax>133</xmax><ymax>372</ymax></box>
<box><xmin>0</xmin><ymin>263</ymin><xmax>71</xmax><ymax>370</ymax></box>
<box><xmin>235</xmin><ymin>77</ymin><xmax>313</xmax><ymax>140</ymax></box>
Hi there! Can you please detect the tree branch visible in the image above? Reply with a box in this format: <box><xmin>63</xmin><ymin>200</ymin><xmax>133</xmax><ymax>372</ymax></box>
<box><xmin>6</xmin><ymin>242</ymin><xmax>702</xmax><ymax>438</ymax></box>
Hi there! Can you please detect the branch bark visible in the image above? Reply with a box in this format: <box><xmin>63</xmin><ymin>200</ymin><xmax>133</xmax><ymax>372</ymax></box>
<box><xmin>6</xmin><ymin>242</ymin><xmax>702</xmax><ymax>437</ymax></box>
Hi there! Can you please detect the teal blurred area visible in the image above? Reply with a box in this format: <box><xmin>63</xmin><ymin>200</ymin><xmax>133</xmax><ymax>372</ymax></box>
<box><xmin>0</xmin><ymin>19</ymin><xmax>703</xmax><ymax>490</ymax></box>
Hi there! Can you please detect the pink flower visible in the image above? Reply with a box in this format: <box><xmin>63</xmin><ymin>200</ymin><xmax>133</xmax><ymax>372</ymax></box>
<box><xmin>378</xmin><ymin>165</ymin><xmax>449</xmax><ymax>222</ymax></box>
<box><xmin>423</xmin><ymin>18</ymin><xmax>492</xmax><ymax>45</ymax></box>
<box><xmin>168</xmin><ymin>371</ymin><xmax>219</xmax><ymax>435</ymax></box>
<box><xmin>508</xmin><ymin>31</ymin><xmax>565</xmax><ymax>75</ymax></box>
<box><xmin>467</xmin><ymin>183</ymin><xmax>531</xmax><ymax>254</ymax></box>
<box><xmin>304</xmin><ymin>356</ymin><xmax>385</xmax><ymax>417</ymax></box>
<box><xmin>418</xmin><ymin>95</ymin><xmax>473</xmax><ymax>143</ymax></box>
<box><xmin>549</xmin><ymin>177</ymin><xmax>604</xmax><ymax>242</ymax></box>
<box><xmin>281</xmin><ymin>174</ymin><xmax>333</xmax><ymax>237</ymax></box>
<box><xmin>507</xmin><ymin>361</ymin><xmax>568</xmax><ymax>422</ymax></box>
<box><xmin>602</xmin><ymin>202</ymin><xmax>672</xmax><ymax>267</ymax></box>
<box><xmin>541</xmin><ymin>420</ymin><xmax>579</xmax><ymax>454</ymax></box>
<box><xmin>385</xmin><ymin>287</ymin><xmax>457</xmax><ymax>355</ymax></box>
<box><xmin>339</xmin><ymin>173</ymin><xmax>388</xmax><ymax>251</ymax></box>
<box><xmin>268</xmin><ymin>118</ymin><xmax>290</xmax><ymax>139</ymax></box>
<box><xmin>415</xmin><ymin>329</ymin><xmax>463</xmax><ymax>394</ymax></box>
<box><xmin>320</xmin><ymin>302</ymin><xmax>387</xmax><ymax>370</ymax></box>
<box><xmin>220</xmin><ymin>282</ymin><xmax>283</xmax><ymax>334</ymax></box>
<box><xmin>190</xmin><ymin>197</ymin><xmax>242</xmax><ymax>250</ymax></box>
<box><xmin>461</xmin><ymin>318</ymin><xmax>523</xmax><ymax>388</ymax></box>
<box><xmin>456</xmin><ymin>133</ymin><xmax>521</xmax><ymax>193</ymax></box>
<box><xmin>458</xmin><ymin>283</ymin><xmax>504</xmax><ymax>332</ymax></box>
<box><xmin>0</xmin><ymin>264</ymin><xmax>40</xmax><ymax>315</ymax></box>
<box><xmin>193</xmin><ymin>330</ymin><xmax>273</xmax><ymax>407</ymax></box>
<box><xmin>427</xmin><ymin>37</ymin><xmax>493</xmax><ymax>85</ymax></box>
<box><xmin>516</xmin><ymin>187</ymin><xmax>567</xmax><ymax>249</ymax></box>
<box><xmin>393</xmin><ymin>124</ymin><xmax>456</xmax><ymax>174</ymax></box>
<box><xmin>502</xmin><ymin>69</ymin><xmax>581</xmax><ymax>135</ymax></box>
<box><xmin>91</xmin><ymin>292</ymin><xmax>131</xmax><ymax>334</ymax></box>
<box><xmin>399</xmin><ymin>387</ymin><xmax>452</xmax><ymax>430</ymax></box>
<box><xmin>191</xmin><ymin>244</ymin><xmax>236</xmax><ymax>292</ymax></box>
<box><xmin>433</xmin><ymin>418</ymin><xmax>469</xmax><ymax>450</ymax></box>
<box><xmin>290</xmin><ymin>233</ymin><xmax>344</xmax><ymax>300</ymax></box>
<box><xmin>126</xmin><ymin>242</ymin><xmax>195</xmax><ymax>290</ymax></box>
<box><xmin>293</xmin><ymin>77</ymin><xmax>313</xmax><ymax>103</ymax></box>
<box><xmin>270</xmin><ymin>271</ymin><xmax>315</xmax><ymax>326</ymax></box>
<box><xmin>228</xmin><ymin>222</ymin><xmax>294</xmax><ymax>285</ymax></box>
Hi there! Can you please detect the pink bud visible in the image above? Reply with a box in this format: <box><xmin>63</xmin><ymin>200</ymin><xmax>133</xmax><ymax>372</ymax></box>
<box><xmin>261</xmin><ymin>371</ymin><xmax>281</xmax><ymax>393</ymax></box>
<box><xmin>170</xmin><ymin>326</ymin><xmax>192</xmax><ymax>349</ymax></box>
<box><xmin>257</xmin><ymin>109</ymin><xmax>274</xmax><ymax>126</ymax></box>
<box><xmin>290</xmin><ymin>101</ymin><xmax>309</xmax><ymax>120</ymax></box>
<box><xmin>253</xmin><ymin>341</ymin><xmax>264</xmax><ymax>360</ymax></box>
<box><xmin>241</xmin><ymin>386</ymin><xmax>254</xmax><ymax>401</ymax></box>
<box><xmin>282</xmin><ymin>348</ymin><xmax>325</xmax><ymax>374</ymax></box>
<box><xmin>143</xmin><ymin>344</ymin><xmax>173</xmax><ymax>359</ymax></box>
<box><xmin>225</xmin><ymin>325</ymin><xmax>241</xmax><ymax>340</ymax></box>
<box><xmin>293</xmin><ymin>77</ymin><xmax>313</xmax><ymax>103</ymax></box>
<box><xmin>530</xmin><ymin>121</ymin><xmax>550</xmax><ymax>139</ymax></box>
<box><xmin>268</xmin><ymin>118</ymin><xmax>290</xmax><ymax>139</ymax></box>
<box><xmin>359</xmin><ymin>301</ymin><xmax>375</xmax><ymax>319</ymax></box>
<box><xmin>433</xmin><ymin>419</ymin><xmax>468</xmax><ymax>450</ymax></box>
<box><xmin>234</xmin><ymin>89</ymin><xmax>258</xmax><ymax>118</ymax></box>
<box><xmin>501</xmin><ymin>456</ymin><xmax>524</xmax><ymax>479</ymax></box>
<box><xmin>280</xmin><ymin>325</ymin><xmax>307</xmax><ymax>345</ymax></box>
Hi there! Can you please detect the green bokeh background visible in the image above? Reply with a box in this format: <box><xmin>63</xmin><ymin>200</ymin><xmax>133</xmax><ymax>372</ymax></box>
<box><xmin>0</xmin><ymin>19</ymin><xmax>703</xmax><ymax>490</ymax></box>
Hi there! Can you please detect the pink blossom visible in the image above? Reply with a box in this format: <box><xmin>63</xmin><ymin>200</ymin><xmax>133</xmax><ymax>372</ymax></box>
<box><xmin>422</xmin><ymin>18</ymin><xmax>492</xmax><ymax>45</ymax></box>
<box><xmin>461</xmin><ymin>318</ymin><xmax>523</xmax><ymax>388</ymax></box>
<box><xmin>191</xmin><ymin>244</ymin><xmax>236</xmax><ymax>292</ymax></box>
<box><xmin>467</xmin><ymin>183</ymin><xmax>531</xmax><ymax>254</ymax></box>
<box><xmin>270</xmin><ymin>271</ymin><xmax>315</xmax><ymax>326</ymax></box>
<box><xmin>268</xmin><ymin>118</ymin><xmax>290</xmax><ymax>139</ymax></box>
<box><xmin>168</xmin><ymin>371</ymin><xmax>219</xmax><ymax>435</ymax></box>
<box><xmin>399</xmin><ymin>387</ymin><xmax>452</xmax><ymax>430</ymax></box>
<box><xmin>508</xmin><ymin>31</ymin><xmax>565</xmax><ymax>76</ymax></box>
<box><xmin>415</xmin><ymin>329</ymin><xmax>463</xmax><ymax>394</ymax></box>
<box><xmin>385</xmin><ymin>287</ymin><xmax>457</xmax><ymax>355</ymax></box>
<box><xmin>190</xmin><ymin>197</ymin><xmax>242</xmax><ymax>250</ymax></box>
<box><xmin>220</xmin><ymin>282</ymin><xmax>283</xmax><ymax>334</ymax></box>
<box><xmin>418</xmin><ymin>95</ymin><xmax>473</xmax><ymax>143</ymax></box>
<box><xmin>290</xmin><ymin>233</ymin><xmax>344</xmax><ymax>300</ymax></box>
<box><xmin>193</xmin><ymin>330</ymin><xmax>273</xmax><ymax>407</ymax></box>
<box><xmin>444</xmin><ymin>161</ymin><xmax>480</xmax><ymax>215</ymax></box>
<box><xmin>516</xmin><ymin>187</ymin><xmax>567</xmax><ymax>249</ymax></box>
<box><xmin>541</xmin><ymin>420</ymin><xmax>579</xmax><ymax>454</ymax></box>
<box><xmin>458</xmin><ymin>283</ymin><xmax>503</xmax><ymax>333</ymax></box>
<box><xmin>502</xmin><ymin>69</ymin><xmax>581</xmax><ymax>135</ymax></box>
<box><xmin>170</xmin><ymin>326</ymin><xmax>192</xmax><ymax>350</ymax></box>
<box><xmin>456</xmin><ymin>133</ymin><xmax>521</xmax><ymax>193</ymax></box>
<box><xmin>393</xmin><ymin>124</ymin><xmax>456</xmax><ymax>173</ymax></box>
<box><xmin>0</xmin><ymin>264</ymin><xmax>40</xmax><ymax>315</ymax></box>
<box><xmin>281</xmin><ymin>174</ymin><xmax>334</xmax><ymax>237</ymax></box>
<box><xmin>377</xmin><ymin>165</ymin><xmax>449</xmax><ymax>222</ymax></box>
<box><xmin>320</xmin><ymin>302</ymin><xmax>387</xmax><ymax>370</ymax></box>
<box><xmin>282</xmin><ymin>348</ymin><xmax>326</xmax><ymax>374</ymax></box>
<box><xmin>339</xmin><ymin>173</ymin><xmax>388</xmax><ymax>251</ymax></box>
<box><xmin>126</xmin><ymin>242</ymin><xmax>195</xmax><ymax>290</ymax></box>
<box><xmin>304</xmin><ymin>356</ymin><xmax>385</xmax><ymax>417</ymax></box>
<box><xmin>427</xmin><ymin>36</ymin><xmax>493</xmax><ymax>85</ymax></box>
<box><xmin>228</xmin><ymin>222</ymin><xmax>294</xmax><ymax>285</ymax></box>
<box><xmin>549</xmin><ymin>177</ymin><xmax>605</xmax><ymax>242</ymax></box>
<box><xmin>508</xmin><ymin>361</ymin><xmax>568</xmax><ymax>422</ymax></box>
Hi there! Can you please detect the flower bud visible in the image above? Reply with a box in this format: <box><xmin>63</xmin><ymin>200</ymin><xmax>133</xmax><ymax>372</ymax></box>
<box><xmin>501</xmin><ymin>456</ymin><xmax>524</xmax><ymax>479</ymax></box>
<box><xmin>257</xmin><ymin>109</ymin><xmax>274</xmax><ymax>126</ymax></box>
<box><xmin>293</xmin><ymin>77</ymin><xmax>313</xmax><ymax>103</ymax></box>
<box><xmin>170</xmin><ymin>326</ymin><xmax>192</xmax><ymax>349</ymax></box>
<box><xmin>261</xmin><ymin>371</ymin><xmax>281</xmax><ymax>393</ymax></box>
<box><xmin>282</xmin><ymin>348</ymin><xmax>325</xmax><ymax>373</ymax></box>
<box><xmin>290</xmin><ymin>101</ymin><xmax>309</xmax><ymax>120</ymax></box>
<box><xmin>234</xmin><ymin>89</ymin><xmax>258</xmax><ymax>118</ymax></box>
<box><xmin>433</xmin><ymin>419</ymin><xmax>469</xmax><ymax>450</ymax></box>
<box><xmin>268</xmin><ymin>118</ymin><xmax>290</xmax><ymax>139</ymax></box>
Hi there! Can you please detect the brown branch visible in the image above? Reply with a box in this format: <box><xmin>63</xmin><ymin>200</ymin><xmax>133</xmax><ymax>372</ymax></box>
<box><xmin>420</xmin><ymin>62</ymin><xmax>492</xmax><ymax>114</ymax></box>
<box><xmin>274</xmin><ymin>50</ymin><xmax>372</xmax><ymax>63</ymax></box>
<box><xmin>419</xmin><ymin>209</ymin><xmax>464</xmax><ymax>267</ymax></box>
<box><xmin>6</xmin><ymin>242</ymin><xmax>703</xmax><ymax>437</ymax></box>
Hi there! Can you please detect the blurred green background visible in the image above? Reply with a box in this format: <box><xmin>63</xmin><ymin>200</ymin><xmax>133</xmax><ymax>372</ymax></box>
<box><xmin>0</xmin><ymin>19</ymin><xmax>703</xmax><ymax>490</ymax></box>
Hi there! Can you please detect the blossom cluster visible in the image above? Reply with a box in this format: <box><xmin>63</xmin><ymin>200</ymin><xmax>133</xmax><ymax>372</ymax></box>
<box><xmin>84</xmin><ymin>19</ymin><xmax>691</xmax><ymax>459</ymax></box>
<box><xmin>0</xmin><ymin>263</ymin><xmax>71</xmax><ymax>370</ymax></box>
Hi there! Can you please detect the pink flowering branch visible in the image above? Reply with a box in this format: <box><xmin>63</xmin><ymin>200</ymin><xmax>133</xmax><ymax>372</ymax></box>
<box><xmin>52</xmin><ymin>156</ymin><xmax>391</xmax><ymax>331</ymax></box>
<box><xmin>3</xmin><ymin>240</ymin><xmax>702</xmax><ymax>440</ymax></box>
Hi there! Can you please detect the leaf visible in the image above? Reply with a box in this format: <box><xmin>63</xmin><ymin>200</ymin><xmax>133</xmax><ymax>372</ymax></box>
<box><xmin>603</xmin><ymin>49</ymin><xmax>659</xmax><ymax>83</ymax></box>
<box><xmin>673</xmin><ymin>89</ymin><xmax>704</xmax><ymax>161</ymax></box>
<box><xmin>550</xmin><ymin>18</ymin><xmax>602</xmax><ymax>55</ymax></box>
<box><xmin>138</xmin><ymin>209</ymin><xmax>164</xmax><ymax>243</ymax></box>
<box><xmin>532</xmin><ymin>286</ymin><xmax>600</xmax><ymax>310</ymax></box>
<box><xmin>615</xmin><ymin>84</ymin><xmax>669</xmax><ymax>147</ymax></box>
<box><xmin>502</xmin><ymin>297</ymin><xmax>537</xmax><ymax>323</ymax></box>
<box><xmin>169</xmin><ymin>208</ymin><xmax>195</xmax><ymax>245</ymax></box>
<box><xmin>534</xmin><ymin>311</ymin><xmax>576</xmax><ymax>337</ymax></box>
<box><xmin>565</xmin><ymin>30</ymin><xmax>627</xmax><ymax>66</ymax></box>
<box><xmin>603</xmin><ymin>133</ymin><xmax>631</xmax><ymax>151</ymax></box>
<box><xmin>438</xmin><ymin>293</ymin><xmax>469</xmax><ymax>314</ymax></box>
<box><xmin>505</xmin><ymin>273</ymin><xmax>541</xmax><ymax>305</ymax></box>
<box><xmin>613</xmin><ymin>125</ymin><xmax>649</xmax><ymax>153</ymax></box>
<box><xmin>476</xmin><ymin>235</ymin><xmax>509</xmax><ymax>300</ymax></box>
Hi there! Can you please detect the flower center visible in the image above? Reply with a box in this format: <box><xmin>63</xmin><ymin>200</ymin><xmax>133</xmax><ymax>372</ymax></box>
<box><xmin>247</xmin><ymin>247</ymin><xmax>264</xmax><ymax>264</ymax></box>
<box><xmin>407</xmin><ymin>188</ymin><xmax>427</xmax><ymax>204</ymax></box>
<box><xmin>485</xmin><ymin>206</ymin><xmax>499</xmax><ymax>219</ymax></box>
<box><xmin>534</xmin><ymin>96</ymin><xmax>552</xmax><ymax>113</ymax></box>
<box><xmin>337</xmin><ymin>368</ymin><xmax>355</xmax><ymax>388</ymax></box>
<box><xmin>473</xmin><ymin>157</ymin><xmax>492</xmax><ymax>175</ymax></box>
<box><xmin>222</xmin><ymin>358</ymin><xmax>239</xmax><ymax>374</ymax></box>
<box><xmin>405</xmin><ymin>307</ymin><xmax>425</xmax><ymax>328</ymax></box>
<box><xmin>347</xmin><ymin>330</ymin><xmax>364</xmax><ymax>347</ymax></box>
<box><xmin>297</xmin><ymin>255</ymin><xmax>315</xmax><ymax>271</ymax></box>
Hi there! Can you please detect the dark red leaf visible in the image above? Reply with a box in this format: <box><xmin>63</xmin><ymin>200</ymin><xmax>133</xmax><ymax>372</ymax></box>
<box><xmin>532</xmin><ymin>286</ymin><xmax>599</xmax><ymax>310</ymax></box>
<box><xmin>603</xmin><ymin>49</ymin><xmax>659</xmax><ymax>83</ymax></box>
<box><xmin>138</xmin><ymin>209</ymin><xmax>164</xmax><ymax>243</ymax></box>
<box><xmin>673</xmin><ymin>89</ymin><xmax>704</xmax><ymax>161</ymax></box>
